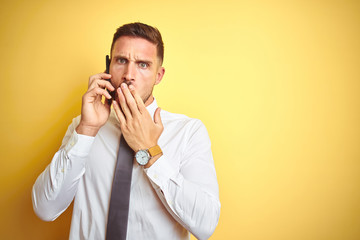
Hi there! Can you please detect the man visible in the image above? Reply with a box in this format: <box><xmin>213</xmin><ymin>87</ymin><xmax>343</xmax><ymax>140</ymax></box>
<box><xmin>32</xmin><ymin>22</ymin><xmax>220</xmax><ymax>240</ymax></box>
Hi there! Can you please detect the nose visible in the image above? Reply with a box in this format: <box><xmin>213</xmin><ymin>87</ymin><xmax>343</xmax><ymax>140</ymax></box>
<box><xmin>122</xmin><ymin>62</ymin><xmax>136</xmax><ymax>83</ymax></box>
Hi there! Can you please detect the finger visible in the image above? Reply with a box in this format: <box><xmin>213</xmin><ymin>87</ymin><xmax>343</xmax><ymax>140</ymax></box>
<box><xmin>89</xmin><ymin>79</ymin><xmax>115</xmax><ymax>92</ymax></box>
<box><xmin>87</xmin><ymin>87</ymin><xmax>112</xmax><ymax>101</ymax></box>
<box><xmin>88</xmin><ymin>73</ymin><xmax>112</xmax><ymax>87</ymax></box>
<box><xmin>117</xmin><ymin>87</ymin><xmax>133</xmax><ymax>120</ymax></box>
<box><xmin>154</xmin><ymin>107</ymin><xmax>163</xmax><ymax>127</ymax></box>
<box><xmin>92</xmin><ymin>72</ymin><xmax>112</xmax><ymax>81</ymax></box>
<box><xmin>112</xmin><ymin>100</ymin><xmax>126</xmax><ymax>125</ymax></box>
<box><xmin>120</xmin><ymin>83</ymin><xmax>140</xmax><ymax>116</ymax></box>
<box><xmin>129</xmin><ymin>84</ymin><xmax>146</xmax><ymax>114</ymax></box>
<box><xmin>89</xmin><ymin>79</ymin><xmax>114</xmax><ymax>90</ymax></box>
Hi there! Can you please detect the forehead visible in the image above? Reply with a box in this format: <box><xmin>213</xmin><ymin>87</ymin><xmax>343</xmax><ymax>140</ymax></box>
<box><xmin>112</xmin><ymin>36</ymin><xmax>157</xmax><ymax>60</ymax></box>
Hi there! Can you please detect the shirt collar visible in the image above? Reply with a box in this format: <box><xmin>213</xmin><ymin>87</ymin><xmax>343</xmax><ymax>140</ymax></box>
<box><xmin>146</xmin><ymin>98</ymin><xmax>158</xmax><ymax>120</ymax></box>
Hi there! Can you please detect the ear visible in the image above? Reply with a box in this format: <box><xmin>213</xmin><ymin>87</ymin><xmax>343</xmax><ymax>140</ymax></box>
<box><xmin>155</xmin><ymin>66</ymin><xmax>165</xmax><ymax>85</ymax></box>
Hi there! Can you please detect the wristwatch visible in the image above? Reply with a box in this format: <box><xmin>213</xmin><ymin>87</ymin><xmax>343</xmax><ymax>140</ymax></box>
<box><xmin>135</xmin><ymin>145</ymin><xmax>162</xmax><ymax>166</ymax></box>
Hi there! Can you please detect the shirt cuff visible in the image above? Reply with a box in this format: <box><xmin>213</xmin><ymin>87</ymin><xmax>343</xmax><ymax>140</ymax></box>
<box><xmin>144</xmin><ymin>156</ymin><xmax>182</xmax><ymax>189</ymax></box>
<box><xmin>64</xmin><ymin>130</ymin><xmax>95</xmax><ymax>157</ymax></box>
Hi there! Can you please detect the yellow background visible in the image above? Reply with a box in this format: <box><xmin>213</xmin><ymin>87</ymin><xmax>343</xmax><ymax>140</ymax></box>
<box><xmin>1</xmin><ymin>0</ymin><xmax>359</xmax><ymax>239</ymax></box>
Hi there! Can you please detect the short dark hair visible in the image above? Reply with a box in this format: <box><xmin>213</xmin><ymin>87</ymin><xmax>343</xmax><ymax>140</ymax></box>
<box><xmin>110</xmin><ymin>22</ymin><xmax>164</xmax><ymax>65</ymax></box>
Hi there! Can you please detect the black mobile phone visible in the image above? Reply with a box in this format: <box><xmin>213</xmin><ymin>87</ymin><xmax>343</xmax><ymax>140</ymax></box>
<box><xmin>106</xmin><ymin>55</ymin><xmax>115</xmax><ymax>104</ymax></box>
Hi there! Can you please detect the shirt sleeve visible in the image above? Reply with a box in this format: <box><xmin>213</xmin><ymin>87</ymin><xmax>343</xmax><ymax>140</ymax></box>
<box><xmin>145</xmin><ymin>119</ymin><xmax>220</xmax><ymax>240</ymax></box>
<box><xmin>31</xmin><ymin>116</ymin><xmax>95</xmax><ymax>221</ymax></box>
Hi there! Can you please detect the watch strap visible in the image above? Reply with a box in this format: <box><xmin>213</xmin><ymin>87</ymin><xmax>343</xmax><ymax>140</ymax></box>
<box><xmin>148</xmin><ymin>145</ymin><xmax>162</xmax><ymax>157</ymax></box>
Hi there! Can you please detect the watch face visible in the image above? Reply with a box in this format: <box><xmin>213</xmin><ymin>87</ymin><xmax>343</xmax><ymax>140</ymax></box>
<box><xmin>135</xmin><ymin>150</ymin><xmax>150</xmax><ymax>166</ymax></box>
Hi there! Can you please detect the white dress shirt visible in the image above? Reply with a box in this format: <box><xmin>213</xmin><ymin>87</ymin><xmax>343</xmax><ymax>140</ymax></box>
<box><xmin>32</xmin><ymin>99</ymin><xmax>220</xmax><ymax>240</ymax></box>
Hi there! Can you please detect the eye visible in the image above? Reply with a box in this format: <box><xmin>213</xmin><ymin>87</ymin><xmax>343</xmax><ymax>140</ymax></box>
<box><xmin>117</xmin><ymin>58</ymin><xmax>127</xmax><ymax>64</ymax></box>
<box><xmin>139</xmin><ymin>62</ymin><xmax>149</xmax><ymax>69</ymax></box>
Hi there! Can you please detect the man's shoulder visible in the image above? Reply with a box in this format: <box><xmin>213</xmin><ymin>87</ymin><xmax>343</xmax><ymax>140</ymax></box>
<box><xmin>160</xmin><ymin>109</ymin><xmax>205</xmax><ymax>130</ymax></box>
<box><xmin>161</xmin><ymin>109</ymin><xmax>192</xmax><ymax>121</ymax></box>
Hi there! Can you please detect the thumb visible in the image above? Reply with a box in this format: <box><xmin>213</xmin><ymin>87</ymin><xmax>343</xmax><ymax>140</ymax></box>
<box><xmin>154</xmin><ymin>107</ymin><xmax>163</xmax><ymax>126</ymax></box>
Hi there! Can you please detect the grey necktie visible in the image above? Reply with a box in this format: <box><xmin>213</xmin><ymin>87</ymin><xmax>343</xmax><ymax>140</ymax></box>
<box><xmin>106</xmin><ymin>135</ymin><xmax>134</xmax><ymax>240</ymax></box>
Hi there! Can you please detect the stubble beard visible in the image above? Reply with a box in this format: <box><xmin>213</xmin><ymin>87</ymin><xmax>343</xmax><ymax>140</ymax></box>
<box><xmin>142</xmin><ymin>85</ymin><xmax>155</xmax><ymax>105</ymax></box>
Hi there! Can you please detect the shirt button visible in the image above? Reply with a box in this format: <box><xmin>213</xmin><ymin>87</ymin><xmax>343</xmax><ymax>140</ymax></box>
<box><xmin>70</xmin><ymin>141</ymin><xmax>75</xmax><ymax>146</ymax></box>
<box><xmin>154</xmin><ymin>174</ymin><xmax>158</xmax><ymax>179</ymax></box>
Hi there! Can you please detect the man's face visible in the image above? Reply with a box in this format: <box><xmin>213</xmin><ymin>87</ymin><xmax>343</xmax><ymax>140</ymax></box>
<box><xmin>110</xmin><ymin>36</ymin><xmax>165</xmax><ymax>106</ymax></box>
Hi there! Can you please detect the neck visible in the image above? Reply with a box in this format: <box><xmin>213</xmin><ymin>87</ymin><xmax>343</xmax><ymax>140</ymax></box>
<box><xmin>144</xmin><ymin>95</ymin><xmax>154</xmax><ymax>107</ymax></box>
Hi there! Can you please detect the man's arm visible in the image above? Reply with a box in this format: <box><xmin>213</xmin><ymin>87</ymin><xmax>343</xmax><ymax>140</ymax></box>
<box><xmin>32</xmin><ymin>72</ymin><xmax>114</xmax><ymax>220</ymax></box>
<box><xmin>32</xmin><ymin>118</ymin><xmax>94</xmax><ymax>221</ymax></box>
<box><xmin>145</xmin><ymin>120</ymin><xmax>220</xmax><ymax>240</ymax></box>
